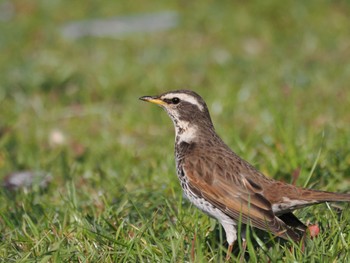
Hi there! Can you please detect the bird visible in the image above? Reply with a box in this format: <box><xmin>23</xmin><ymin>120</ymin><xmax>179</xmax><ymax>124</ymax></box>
<box><xmin>139</xmin><ymin>89</ymin><xmax>350</xmax><ymax>260</ymax></box>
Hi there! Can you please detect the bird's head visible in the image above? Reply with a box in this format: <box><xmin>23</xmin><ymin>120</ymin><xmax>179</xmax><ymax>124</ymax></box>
<box><xmin>140</xmin><ymin>90</ymin><xmax>215</xmax><ymax>143</ymax></box>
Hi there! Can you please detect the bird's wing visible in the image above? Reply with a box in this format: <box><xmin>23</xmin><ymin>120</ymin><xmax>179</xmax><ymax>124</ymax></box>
<box><xmin>183</xmin><ymin>153</ymin><xmax>301</xmax><ymax>241</ymax></box>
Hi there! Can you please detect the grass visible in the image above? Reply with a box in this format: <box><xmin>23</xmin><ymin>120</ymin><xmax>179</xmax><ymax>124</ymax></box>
<box><xmin>1</xmin><ymin>0</ymin><xmax>350</xmax><ymax>262</ymax></box>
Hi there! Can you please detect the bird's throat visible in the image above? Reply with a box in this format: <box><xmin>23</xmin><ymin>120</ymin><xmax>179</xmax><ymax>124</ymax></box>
<box><xmin>175</xmin><ymin>121</ymin><xmax>198</xmax><ymax>144</ymax></box>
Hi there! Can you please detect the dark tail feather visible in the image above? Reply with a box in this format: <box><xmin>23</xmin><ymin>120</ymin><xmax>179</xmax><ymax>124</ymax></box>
<box><xmin>269</xmin><ymin>216</ymin><xmax>304</xmax><ymax>242</ymax></box>
<box><xmin>278</xmin><ymin>212</ymin><xmax>307</xmax><ymax>232</ymax></box>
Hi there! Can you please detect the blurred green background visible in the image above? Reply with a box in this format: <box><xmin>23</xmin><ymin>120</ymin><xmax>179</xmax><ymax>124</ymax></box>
<box><xmin>1</xmin><ymin>0</ymin><xmax>350</xmax><ymax>261</ymax></box>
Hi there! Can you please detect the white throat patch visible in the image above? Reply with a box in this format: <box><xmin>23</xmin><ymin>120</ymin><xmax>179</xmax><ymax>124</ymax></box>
<box><xmin>175</xmin><ymin>120</ymin><xmax>198</xmax><ymax>143</ymax></box>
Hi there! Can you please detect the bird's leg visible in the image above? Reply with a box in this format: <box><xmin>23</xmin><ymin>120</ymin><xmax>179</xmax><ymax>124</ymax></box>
<box><xmin>239</xmin><ymin>239</ymin><xmax>247</xmax><ymax>263</ymax></box>
<box><xmin>191</xmin><ymin>231</ymin><xmax>196</xmax><ymax>262</ymax></box>
<box><xmin>221</xmin><ymin>221</ymin><xmax>237</xmax><ymax>261</ymax></box>
<box><xmin>225</xmin><ymin>242</ymin><xmax>234</xmax><ymax>261</ymax></box>
<box><xmin>239</xmin><ymin>227</ymin><xmax>247</xmax><ymax>263</ymax></box>
<box><xmin>300</xmin><ymin>231</ymin><xmax>306</xmax><ymax>253</ymax></box>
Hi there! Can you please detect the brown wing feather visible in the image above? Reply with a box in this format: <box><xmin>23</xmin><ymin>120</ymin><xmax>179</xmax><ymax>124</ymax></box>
<box><xmin>183</xmin><ymin>150</ymin><xmax>301</xmax><ymax>241</ymax></box>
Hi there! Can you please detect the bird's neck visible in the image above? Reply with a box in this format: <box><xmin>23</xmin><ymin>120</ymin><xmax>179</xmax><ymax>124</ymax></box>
<box><xmin>174</xmin><ymin>119</ymin><xmax>218</xmax><ymax>146</ymax></box>
<box><xmin>174</xmin><ymin>120</ymin><xmax>198</xmax><ymax>144</ymax></box>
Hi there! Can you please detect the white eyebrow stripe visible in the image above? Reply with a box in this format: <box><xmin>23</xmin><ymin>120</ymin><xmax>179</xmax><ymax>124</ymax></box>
<box><xmin>162</xmin><ymin>93</ymin><xmax>204</xmax><ymax>111</ymax></box>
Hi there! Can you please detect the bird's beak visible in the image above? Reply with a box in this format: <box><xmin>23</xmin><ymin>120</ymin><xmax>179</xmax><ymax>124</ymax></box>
<box><xmin>139</xmin><ymin>96</ymin><xmax>166</xmax><ymax>106</ymax></box>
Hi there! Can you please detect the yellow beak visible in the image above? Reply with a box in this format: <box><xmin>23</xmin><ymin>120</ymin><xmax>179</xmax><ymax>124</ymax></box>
<box><xmin>139</xmin><ymin>96</ymin><xmax>166</xmax><ymax>106</ymax></box>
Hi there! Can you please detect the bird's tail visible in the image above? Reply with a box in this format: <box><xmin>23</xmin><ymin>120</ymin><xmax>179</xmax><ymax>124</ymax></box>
<box><xmin>298</xmin><ymin>188</ymin><xmax>350</xmax><ymax>203</ymax></box>
<box><xmin>273</xmin><ymin>186</ymin><xmax>350</xmax><ymax>214</ymax></box>
<box><xmin>270</xmin><ymin>216</ymin><xmax>305</xmax><ymax>242</ymax></box>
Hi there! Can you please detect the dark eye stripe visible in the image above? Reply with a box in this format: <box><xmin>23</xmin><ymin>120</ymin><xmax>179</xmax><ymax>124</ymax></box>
<box><xmin>164</xmin><ymin>98</ymin><xmax>180</xmax><ymax>104</ymax></box>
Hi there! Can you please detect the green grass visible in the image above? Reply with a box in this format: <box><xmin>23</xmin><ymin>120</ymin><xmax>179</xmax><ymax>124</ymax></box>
<box><xmin>1</xmin><ymin>0</ymin><xmax>350</xmax><ymax>262</ymax></box>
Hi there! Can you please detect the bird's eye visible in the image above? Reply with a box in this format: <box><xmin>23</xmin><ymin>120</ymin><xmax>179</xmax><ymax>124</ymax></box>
<box><xmin>171</xmin><ymin>97</ymin><xmax>180</xmax><ymax>104</ymax></box>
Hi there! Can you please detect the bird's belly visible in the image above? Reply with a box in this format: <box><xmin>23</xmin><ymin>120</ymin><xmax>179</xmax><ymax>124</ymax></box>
<box><xmin>175</xmin><ymin>164</ymin><xmax>235</xmax><ymax>225</ymax></box>
<box><xmin>181</xmin><ymin>181</ymin><xmax>235</xmax><ymax>225</ymax></box>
